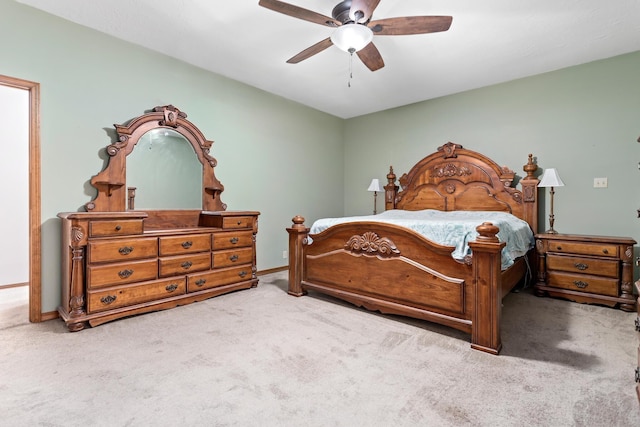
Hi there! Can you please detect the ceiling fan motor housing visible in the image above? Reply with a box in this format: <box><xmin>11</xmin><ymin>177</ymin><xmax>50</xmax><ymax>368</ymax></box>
<box><xmin>332</xmin><ymin>0</ymin><xmax>365</xmax><ymax>24</ymax></box>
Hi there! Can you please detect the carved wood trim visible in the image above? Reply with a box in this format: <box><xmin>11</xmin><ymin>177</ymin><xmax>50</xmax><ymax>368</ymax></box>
<box><xmin>345</xmin><ymin>232</ymin><xmax>401</xmax><ymax>257</ymax></box>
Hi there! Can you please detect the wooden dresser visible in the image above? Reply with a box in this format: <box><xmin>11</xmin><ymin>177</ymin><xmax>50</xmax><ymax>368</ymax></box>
<box><xmin>58</xmin><ymin>105</ymin><xmax>260</xmax><ymax>331</ymax></box>
<box><xmin>58</xmin><ymin>210</ymin><xmax>258</xmax><ymax>331</ymax></box>
<box><xmin>534</xmin><ymin>233</ymin><xmax>636</xmax><ymax>311</ymax></box>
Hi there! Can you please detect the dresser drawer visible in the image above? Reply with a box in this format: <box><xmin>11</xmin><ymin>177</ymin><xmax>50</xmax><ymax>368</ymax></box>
<box><xmin>89</xmin><ymin>220</ymin><xmax>144</xmax><ymax>237</ymax></box>
<box><xmin>187</xmin><ymin>265</ymin><xmax>252</xmax><ymax>292</ymax></box>
<box><xmin>159</xmin><ymin>233</ymin><xmax>211</xmax><ymax>256</ymax></box>
<box><xmin>159</xmin><ymin>253</ymin><xmax>211</xmax><ymax>277</ymax></box>
<box><xmin>88</xmin><ymin>237</ymin><xmax>158</xmax><ymax>263</ymax></box>
<box><xmin>220</xmin><ymin>216</ymin><xmax>254</xmax><ymax>229</ymax></box>
<box><xmin>547</xmin><ymin>271</ymin><xmax>618</xmax><ymax>297</ymax></box>
<box><xmin>87</xmin><ymin>277</ymin><xmax>186</xmax><ymax>313</ymax></box>
<box><xmin>87</xmin><ymin>259</ymin><xmax>158</xmax><ymax>289</ymax></box>
<box><xmin>546</xmin><ymin>254</ymin><xmax>619</xmax><ymax>278</ymax></box>
<box><xmin>213</xmin><ymin>247</ymin><xmax>253</xmax><ymax>268</ymax></box>
<box><xmin>213</xmin><ymin>230</ymin><xmax>253</xmax><ymax>250</ymax></box>
<box><xmin>547</xmin><ymin>240</ymin><xmax>619</xmax><ymax>258</ymax></box>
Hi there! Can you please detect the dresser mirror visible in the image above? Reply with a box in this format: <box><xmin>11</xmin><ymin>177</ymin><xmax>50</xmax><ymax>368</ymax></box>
<box><xmin>85</xmin><ymin>105</ymin><xmax>226</xmax><ymax>213</ymax></box>
<box><xmin>126</xmin><ymin>128</ymin><xmax>202</xmax><ymax>210</ymax></box>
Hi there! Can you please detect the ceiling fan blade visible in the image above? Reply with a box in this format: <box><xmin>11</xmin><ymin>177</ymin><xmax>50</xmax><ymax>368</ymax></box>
<box><xmin>287</xmin><ymin>38</ymin><xmax>334</xmax><ymax>64</ymax></box>
<box><xmin>369</xmin><ymin>16</ymin><xmax>453</xmax><ymax>35</ymax></box>
<box><xmin>259</xmin><ymin>0</ymin><xmax>341</xmax><ymax>27</ymax></box>
<box><xmin>356</xmin><ymin>42</ymin><xmax>385</xmax><ymax>71</ymax></box>
<box><xmin>349</xmin><ymin>0</ymin><xmax>382</xmax><ymax>23</ymax></box>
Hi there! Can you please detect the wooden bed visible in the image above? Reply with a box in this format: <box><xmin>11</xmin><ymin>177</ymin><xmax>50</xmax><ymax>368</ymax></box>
<box><xmin>287</xmin><ymin>142</ymin><xmax>539</xmax><ymax>354</ymax></box>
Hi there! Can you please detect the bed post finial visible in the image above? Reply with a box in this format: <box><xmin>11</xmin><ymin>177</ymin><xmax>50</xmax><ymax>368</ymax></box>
<box><xmin>523</xmin><ymin>154</ymin><xmax>536</xmax><ymax>179</ymax></box>
<box><xmin>384</xmin><ymin>166</ymin><xmax>399</xmax><ymax>211</ymax></box>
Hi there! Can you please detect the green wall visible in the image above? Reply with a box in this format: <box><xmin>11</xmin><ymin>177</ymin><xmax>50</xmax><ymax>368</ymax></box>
<box><xmin>345</xmin><ymin>52</ymin><xmax>640</xmax><ymax>244</ymax></box>
<box><xmin>0</xmin><ymin>0</ymin><xmax>345</xmax><ymax>312</ymax></box>
<box><xmin>2</xmin><ymin>0</ymin><xmax>639</xmax><ymax>315</ymax></box>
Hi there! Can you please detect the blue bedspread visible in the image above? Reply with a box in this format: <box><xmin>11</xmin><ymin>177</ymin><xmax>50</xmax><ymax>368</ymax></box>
<box><xmin>309</xmin><ymin>209</ymin><xmax>534</xmax><ymax>270</ymax></box>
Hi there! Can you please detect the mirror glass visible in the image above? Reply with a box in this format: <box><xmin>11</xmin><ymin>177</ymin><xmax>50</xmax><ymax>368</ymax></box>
<box><xmin>126</xmin><ymin>128</ymin><xmax>202</xmax><ymax>209</ymax></box>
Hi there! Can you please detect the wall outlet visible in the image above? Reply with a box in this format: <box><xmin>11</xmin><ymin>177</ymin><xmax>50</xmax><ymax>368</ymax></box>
<box><xmin>593</xmin><ymin>177</ymin><xmax>608</xmax><ymax>188</ymax></box>
<box><xmin>282</xmin><ymin>250</ymin><xmax>288</xmax><ymax>259</ymax></box>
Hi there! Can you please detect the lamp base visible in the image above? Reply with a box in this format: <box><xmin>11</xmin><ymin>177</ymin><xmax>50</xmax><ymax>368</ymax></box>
<box><xmin>544</xmin><ymin>228</ymin><xmax>558</xmax><ymax>234</ymax></box>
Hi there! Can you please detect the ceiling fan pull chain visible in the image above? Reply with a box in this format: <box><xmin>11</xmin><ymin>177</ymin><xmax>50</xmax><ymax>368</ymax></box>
<box><xmin>348</xmin><ymin>47</ymin><xmax>355</xmax><ymax>88</ymax></box>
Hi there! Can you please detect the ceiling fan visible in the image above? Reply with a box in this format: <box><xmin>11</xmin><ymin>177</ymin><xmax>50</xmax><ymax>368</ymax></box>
<box><xmin>258</xmin><ymin>0</ymin><xmax>453</xmax><ymax>71</ymax></box>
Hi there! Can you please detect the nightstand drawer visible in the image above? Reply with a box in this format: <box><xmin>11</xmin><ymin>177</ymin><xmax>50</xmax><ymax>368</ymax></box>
<box><xmin>547</xmin><ymin>271</ymin><xmax>618</xmax><ymax>297</ymax></box>
<box><xmin>546</xmin><ymin>254</ymin><xmax>619</xmax><ymax>278</ymax></box>
<box><xmin>547</xmin><ymin>240</ymin><xmax>619</xmax><ymax>258</ymax></box>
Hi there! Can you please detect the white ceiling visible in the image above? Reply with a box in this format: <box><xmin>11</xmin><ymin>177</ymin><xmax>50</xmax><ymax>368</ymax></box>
<box><xmin>17</xmin><ymin>0</ymin><xmax>640</xmax><ymax>119</ymax></box>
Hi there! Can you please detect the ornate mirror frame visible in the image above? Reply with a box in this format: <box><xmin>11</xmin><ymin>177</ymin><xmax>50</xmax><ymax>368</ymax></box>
<box><xmin>85</xmin><ymin>105</ymin><xmax>226</xmax><ymax>212</ymax></box>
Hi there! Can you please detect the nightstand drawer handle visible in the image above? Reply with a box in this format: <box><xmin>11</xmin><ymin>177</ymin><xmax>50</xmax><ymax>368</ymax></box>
<box><xmin>574</xmin><ymin>262</ymin><xmax>588</xmax><ymax>271</ymax></box>
<box><xmin>573</xmin><ymin>280</ymin><xmax>588</xmax><ymax>289</ymax></box>
<box><xmin>230</xmin><ymin>237</ymin><xmax>239</xmax><ymax>244</ymax></box>
<box><xmin>556</xmin><ymin>246</ymin><xmax>562</xmax><ymax>251</ymax></box>
<box><xmin>602</xmin><ymin>248</ymin><xmax>608</xmax><ymax>254</ymax></box>
<box><xmin>230</xmin><ymin>254</ymin><xmax>239</xmax><ymax>262</ymax></box>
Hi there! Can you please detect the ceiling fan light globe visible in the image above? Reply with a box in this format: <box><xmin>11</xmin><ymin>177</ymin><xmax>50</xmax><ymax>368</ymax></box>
<box><xmin>330</xmin><ymin>23</ymin><xmax>373</xmax><ymax>53</ymax></box>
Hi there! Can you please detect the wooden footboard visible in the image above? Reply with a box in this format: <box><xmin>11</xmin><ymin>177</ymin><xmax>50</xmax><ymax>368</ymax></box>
<box><xmin>287</xmin><ymin>217</ymin><xmax>509</xmax><ymax>354</ymax></box>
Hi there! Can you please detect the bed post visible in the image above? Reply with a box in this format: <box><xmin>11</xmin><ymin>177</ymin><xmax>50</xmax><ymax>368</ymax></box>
<box><xmin>384</xmin><ymin>166</ymin><xmax>399</xmax><ymax>211</ymax></box>
<box><xmin>286</xmin><ymin>215</ymin><xmax>309</xmax><ymax>297</ymax></box>
<box><xmin>468</xmin><ymin>222</ymin><xmax>506</xmax><ymax>355</ymax></box>
<box><xmin>521</xmin><ymin>154</ymin><xmax>539</xmax><ymax>234</ymax></box>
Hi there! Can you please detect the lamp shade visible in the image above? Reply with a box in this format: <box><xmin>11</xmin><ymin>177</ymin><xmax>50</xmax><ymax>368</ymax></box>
<box><xmin>538</xmin><ymin>168</ymin><xmax>565</xmax><ymax>188</ymax></box>
<box><xmin>331</xmin><ymin>23</ymin><xmax>373</xmax><ymax>53</ymax></box>
<box><xmin>367</xmin><ymin>178</ymin><xmax>382</xmax><ymax>192</ymax></box>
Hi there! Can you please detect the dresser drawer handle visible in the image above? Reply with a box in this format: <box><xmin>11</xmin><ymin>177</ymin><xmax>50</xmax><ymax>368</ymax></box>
<box><xmin>556</xmin><ymin>246</ymin><xmax>562</xmax><ymax>251</ymax></box>
<box><xmin>100</xmin><ymin>295</ymin><xmax>117</xmax><ymax>305</ymax></box>
<box><xmin>602</xmin><ymin>248</ymin><xmax>608</xmax><ymax>254</ymax></box>
<box><xmin>237</xmin><ymin>220</ymin><xmax>242</xmax><ymax>225</ymax></box>
<box><xmin>182</xmin><ymin>241</ymin><xmax>193</xmax><ymax>249</ymax></box>
<box><xmin>573</xmin><ymin>280</ymin><xmax>588</xmax><ymax>289</ymax></box>
<box><xmin>181</xmin><ymin>261</ymin><xmax>193</xmax><ymax>270</ymax></box>
<box><xmin>574</xmin><ymin>262</ymin><xmax>588</xmax><ymax>271</ymax></box>
<box><xmin>118</xmin><ymin>269</ymin><xmax>133</xmax><ymax>279</ymax></box>
<box><xmin>239</xmin><ymin>270</ymin><xmax>247</xmax><ymax>278</ymax></box>
<box><xmin>115</xmin><ymin>225</ymin><xmax>122</xmax><ymax>231</ymax></box>
<box><xmin>165</xmin><ymin>284</ymin><xmax>179</xmax><ymax>292</ymax></box>
<box><xmin>230</xmin><ymin>237</ymin><xmax>239</xmax><ymax>244</ymax></box>
<box><xmin>118</xmin><ymin>246</ymin><xmax>134</xmax><ymax>255</ymax></box>
<box><xmin>230</xmin><ymin>255</ymin><xmax>239</xmax><ymax>262</ymax></box>
<box><xmin>195</xmin><ymin>279</ymin><xmax>206</xmax><ymax>287</ymax></box>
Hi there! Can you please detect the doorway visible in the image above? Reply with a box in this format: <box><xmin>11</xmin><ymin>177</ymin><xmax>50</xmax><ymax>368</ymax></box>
<box><xmin>0</xmin><ymin>74</ymin><xmax>41</xmax><ymax>322</ymax></box>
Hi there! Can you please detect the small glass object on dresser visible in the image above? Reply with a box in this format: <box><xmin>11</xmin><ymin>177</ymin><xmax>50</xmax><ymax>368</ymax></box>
<box><xmin>534</xmin><ymin>233</ymin><xmax>636</xmax><ymax>312</ymax></box>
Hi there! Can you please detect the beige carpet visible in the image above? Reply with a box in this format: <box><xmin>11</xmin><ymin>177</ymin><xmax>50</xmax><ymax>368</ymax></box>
<box><xmin>1</xmin><ymin>271</ymin><xmax>638</xmax><ymax>426</ymax></box>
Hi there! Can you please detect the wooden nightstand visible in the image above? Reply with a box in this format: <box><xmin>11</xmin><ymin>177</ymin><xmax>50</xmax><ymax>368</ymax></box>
<box><xmin>534</xmin><ymin>233</ymin><xmax>636</xmax><ymax>312</ymax></box>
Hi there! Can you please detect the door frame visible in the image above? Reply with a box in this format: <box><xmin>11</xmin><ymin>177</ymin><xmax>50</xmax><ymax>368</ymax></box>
<box><xmin>0</xmin><ymin>74</ymin><xmax>41</xmax><ymax>322</ymax></box>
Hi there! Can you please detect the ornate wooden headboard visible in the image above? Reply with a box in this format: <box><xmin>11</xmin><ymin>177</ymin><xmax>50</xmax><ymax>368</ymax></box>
<box><xmin>384</xmin><ymin>142</ymin><xmax>539</xmax><ymax>233</ymax></box>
